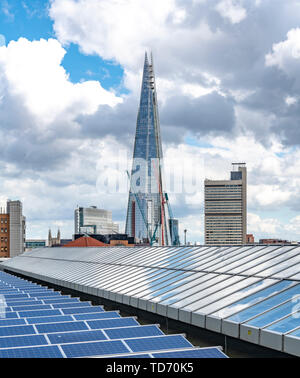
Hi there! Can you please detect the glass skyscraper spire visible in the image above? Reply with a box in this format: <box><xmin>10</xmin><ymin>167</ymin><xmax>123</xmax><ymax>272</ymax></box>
<box><xmin>125</xmin><ymin>53</ymin><xmax>178</xmax><ymax>246</ymax></box>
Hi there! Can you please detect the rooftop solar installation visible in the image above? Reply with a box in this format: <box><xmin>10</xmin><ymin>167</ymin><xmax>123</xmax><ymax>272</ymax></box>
<box><xmin>2</xmin><ymin>245</ymin><xmax>297</xmax><ymax>355</ymax></box>
<box><xmin>0</xmin><ymin>270</ymin><xmax>225</xmax><ymax>358</ymax></box>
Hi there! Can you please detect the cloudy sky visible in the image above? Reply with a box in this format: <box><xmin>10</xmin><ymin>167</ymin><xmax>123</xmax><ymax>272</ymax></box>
<box><xmin>1</xmin><ymin>0</ymin><xmax>300</xmax><ymax>244</ymax></box>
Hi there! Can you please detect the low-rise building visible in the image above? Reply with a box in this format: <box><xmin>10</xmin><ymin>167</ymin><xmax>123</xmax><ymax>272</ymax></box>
<box><xmin>25</xmin><ymin>239</ymin><xmax>46</xmax><ymax>251</ymax></box>
<box><xmin>75</xmin><ymin>206</ymin><xmax>119</xmax><ymax>235</ymax></box>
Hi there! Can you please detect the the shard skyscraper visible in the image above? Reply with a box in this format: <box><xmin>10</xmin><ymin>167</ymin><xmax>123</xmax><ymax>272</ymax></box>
<box><xmin>125</xmin><ymin>53</ymin><xmax>179</xmax><ymax>246</ymax></box>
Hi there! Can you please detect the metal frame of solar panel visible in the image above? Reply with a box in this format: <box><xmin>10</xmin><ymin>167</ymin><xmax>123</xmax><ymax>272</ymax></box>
<box><xmin>0</xmin><ymin>270</ymin><xmax>226</xmax><ymax>358</ymax></box>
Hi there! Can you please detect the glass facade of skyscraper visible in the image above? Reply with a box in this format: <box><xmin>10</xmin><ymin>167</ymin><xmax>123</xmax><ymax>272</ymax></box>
<box><xmin>125</xmin><ymin>53</ymin><xmax>178</xmax><ymax>245</ymax></box>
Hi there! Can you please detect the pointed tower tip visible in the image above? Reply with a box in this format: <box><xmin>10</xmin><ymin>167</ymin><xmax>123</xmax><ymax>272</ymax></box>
<box><xmin>144</xmin><ymin>51</ymin><xmax>149</xmax><ymax>65</ymax></box>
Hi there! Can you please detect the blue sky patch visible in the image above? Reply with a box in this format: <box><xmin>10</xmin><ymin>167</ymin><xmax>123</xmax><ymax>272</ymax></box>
<box><xmin>0</xmin><ymin>0</ymin><xmax>127</xmax><ymax>93</ymax></box>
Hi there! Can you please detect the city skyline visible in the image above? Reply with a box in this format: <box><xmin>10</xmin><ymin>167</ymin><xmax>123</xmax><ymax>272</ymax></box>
<box><xmin>0</xmin><ymin>1</ymin><xmax>300</xmax><ymax>243</ymax></box>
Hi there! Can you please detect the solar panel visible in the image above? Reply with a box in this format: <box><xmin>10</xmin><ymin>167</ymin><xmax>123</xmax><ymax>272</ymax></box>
<box><xmin>18</xmin><ymin>309</ymin><xmax>62</xmax><ymax>318</ymax></box>
<box><xmin>61</xmin><ymin>340</ymin><xmax>130</xmax><ymax>358</ymax></box>
<box><xmin>3</xmin><ymin>294</ymin><xmax>28</xmax><ymax>299</ymax></box>
<box><xmin>51</xmin><ymin>302</ymin><xmax>91</xmax><ymax>309</ymax></box>
<box><xmin>36</xmin><ymin>321</ymin><xmax>89</xmax><ymax>334</ymax></box>
<box><xmin>48</xmin><ymin>329</ymin><xmax>107</xmax><ymax>345</ymax></box>
<box><xmin>62</xmin><ymin>306</ymin><xmax>104</xmax><ymax>315</ymax></box>
<box><xmin>4</xmin><ymin>312</ymin><xmax>20</xmax><ymax>319</ymax></box>
<box><xmin>42</xmin><ymin>298</ymin><xmax>78</xmax><ymax>304</ymax></box>
<box><xmin>26</xmin><ymin>315</ymin><xmax>74</xmax><ymax>325</ymax></box>
<box><xmin>152</xmin><ymin>347</ymin><xmax>228</xmax><ymax>358</ymax></box>
<box><xmin>0</xmin><ymin>318</ymin><xmax>26</xmax><ymax>327</ymax></box>
<box><xmin>0</xmin><ymin>325</ymin><xmax>36</xmax><ymax>337</ymax></box>
<box><xmin>0</xmin><ymin>345</ymin><xmax>63</xmax><ymax>358</ymax></box>
<box><xmin>125</xmin><ymin>335</ymin><xmax>193</xmax><ymax>352</ymax></box>
<box><xmin>73</xmin><ymin>311</ymin><xmax>121</xmax><ymax>321</ymax></box>
<box><xmin>6</xmin><ymin>300</ymin><xmax>43</xmax><ymax>307</ymax></box>
<box><xmin>87</xmin><ymin>317</ymin><xmax>139</xmax><ymax>330</ymax></box>
<box><xmin>28</xmin><ymin>292</ymin><xmax>61</xmax><ymax>297</ymax></box>
<box><xmin>0</xmin><ymin>334</ymin><xmax>48</xmax><ymax>349</ymax></box>
<box><xmin>105</xmin><ymin>325</ymin><xmax>163</xmax><ymax>340</ymax></box>
<box><xmin>12</xmin><ymin>304</ymin><xmax>52</xmax><ymax>312</ymax></box>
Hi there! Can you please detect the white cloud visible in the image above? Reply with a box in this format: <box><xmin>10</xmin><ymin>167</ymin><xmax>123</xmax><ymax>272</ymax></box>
<box><xmin>285</xmin><ymin>216</ymin><xmax>300</xmax><ymax>234</ymax></box>
<box><xmin>49</xmin><ymin>0</ymin><xmax>179</xmax><ymax>69</ymax></box>
<box><xmin>0</xmin><ymin>38</ymin><xmax>121</xmax><ymax>126</ymax></box>
<box><xmin>215</xmin><ymin>0</ymin><xmax>247</xmax><ymax>24</ymax></box>
<box><xmin>248</xmin><ymin>213</ymin><xmax>281</xmax><ymax>238</ymax></box>
<box><xmin>265</xmin><ymin>28</ymin><xmax>300</xmax><ymax>76</ymax></box>
<box><xmin>285</xmin><ymin>96</ymin><xmax>297</xmax><ymax>106</ymax></box>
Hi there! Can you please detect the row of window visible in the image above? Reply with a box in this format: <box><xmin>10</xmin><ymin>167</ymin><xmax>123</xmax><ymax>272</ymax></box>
<box><xmin>0</xmin><ymin>219</ymin><xmax>7</xmax><ymax>224</ymax></box>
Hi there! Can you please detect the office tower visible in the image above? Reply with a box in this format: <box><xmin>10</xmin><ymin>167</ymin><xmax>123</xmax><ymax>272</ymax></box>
<box><xmin>74</xmin><ymin>206</ymin><xmax>119</xmax><ymax>235</ymax></box>
<box><xmin>6</xmin><ymin>200</ymin><xmax>26</xmax><ymax>257</ymax></box>
<box><xmin>204</xmin><ymin>163</ymin><xmax>247</xmax><ymax>245</ymax></box>
<box><xmin>125</xmin><ymin>53</ymin><xmax>178</xmax><ymax>245</ymax></box>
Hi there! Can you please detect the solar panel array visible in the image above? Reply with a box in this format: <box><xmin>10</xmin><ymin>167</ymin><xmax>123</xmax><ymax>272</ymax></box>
<box><xmin>0</xmin><ymin>271</ymin><xmax>227</xmax><ymax>358</ymax></box>
<box><xmin>1</xmin><ymin>244</ymin><xmax>300</xmax><ymax>356</ymax></box>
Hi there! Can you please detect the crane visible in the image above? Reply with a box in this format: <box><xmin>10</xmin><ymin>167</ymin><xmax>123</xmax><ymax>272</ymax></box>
<box><xmin>165</xmin><ymin>193</ymin><xmax>180</xmax><ymax>246</ymax></box>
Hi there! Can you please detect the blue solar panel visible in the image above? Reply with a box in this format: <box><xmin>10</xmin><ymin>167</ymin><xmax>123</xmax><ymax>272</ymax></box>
<box><xmin>48</xmin><ymin>330</ymin><xmax>107</xmax><ymax>345</ymax></box>
<box><xmin>125</xmin><ymin>335</ymin><xmax>193</xmax><ymax>352</ymax></box>
<box><xmin>52</xmin><ymin>302</ymin><xmax>91</xmax><ymax>309</ymax></box>
<box><xmin>24</xmin><ymin>289</ymin><xmax>53</xmax><ymax>293</ymax></box>
<box><xmin>62</xmin><ymin>340</ymin><xmax>130</xmax><ymax>358</ymax></box>
<box><xmin>3</xmin><ymin>294</ymin><xmax>28</xmax><ymax>299</ymax></box>
<box><xmin>0</xmin><ymin>334</ymin><xmax>48</xmax><ymax>349</ymax></box>
<box><xmin>12</xmin><ymin>304</ymin><xmax>52</xmax><ymax>312</ymax></box>
<box><xmin>18</xmin><ymin>309</ymin><xmax>62</xmax><ymax>318</ymax></box>
<box><xmin>87</xmin><ymin>318</ymin><xmax>139</xmax><ymax>330</ymax></box>
<box><xmin>62</xmin><ymin>306</ymin><xmax>104</xmax><ymax>315</ymax></box>
<box><xmin>0</xmin><ymin>318</ymin><xmax>26</xmax><ymax>327</ymax></box>
<box><xmin>42</xmin><ymin>298</ymin><xmax>79</xmax><ymax>304</ymax></box>
<box><xmin>36</xmin><ymin>321</ymin><xmax>89</xmax><ymax>334</ymax></box>
<box><xmin>0</xmin><ymin>290</ymin><xmax>17</xmax><ymax>294</ymax></box>
<box><xmin>28</xmin><ymin>292</ymin><xmax>61</xmax><ymax>297</ymax></box>
<box><xmin>6</xmin><ymin>300</ymin><xmax>43</xmax><ymax>306</ymax></box>
<box><xmin>0</xmin><ymin>325</ymin><xmax>36</xmax><ymax>337</ymax></box>
<box><xmin>0</xmin><ymin>345</ymin><xmax>63</xmax><ymax>358</ymax></box>
<box><xmin>105</xmin><ymin>325</ymin><xmax>163</xmax><ymax>340</ymax></box>
<box><xmin>3</xmin><ymin>312</ymin><xmax>19</xmax><ymax>319</ymax></box>
<box><xmin>73</xmin><ymin>311</ymin><xmax>121</xmax><ymax>321</ymax></box>
<box><xmin>152</xmin><ymin>348</ymin><xmax>228</xmax><ymax>358</ymax></box>
<box><xmin>26</xmin><ymin>315</ymin><xmax>74</xmax><ymax>325</ymax></box>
